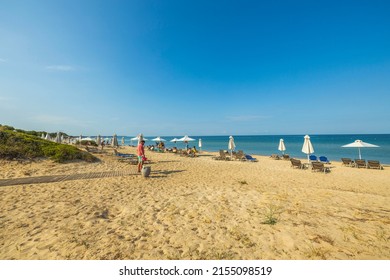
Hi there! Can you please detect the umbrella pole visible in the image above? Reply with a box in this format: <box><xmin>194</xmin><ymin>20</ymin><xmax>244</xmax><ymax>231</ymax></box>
<box><xmin>359</xmin><ymin>148</ymin><xmax>361</xmax><ymax>160</ymax></box>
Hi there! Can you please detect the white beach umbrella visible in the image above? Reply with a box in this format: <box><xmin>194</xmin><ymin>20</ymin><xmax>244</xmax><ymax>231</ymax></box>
<box><xmin>111</xmin><ymin>134</ymin><xmax>119</xmax><ymax>147</ymax></box>
<box><xmin>302</xmin><ymin>135</ymin><xmax>315</xmax><ymax>163</ymax></box>
<box><xmin>198</xmin><ymin>138</ymin><xmax>202</xmax><ymax>151</ymax></box>
<box><xmin>177</xmin><ymin>135</ymin><xmax>195</xmax><ymax>149</ymax></box>
<box><xmin>96</xmin><ymin>135</ymin><xmax>101</xmax><ymax>146</ymax></box>
<box><xmin>55</xmin><ymin>132</ymin><xmax>61</xmax><ymax>143</ymax></box>
<box><xmin>121</xmin><ymin>137</ymin><xmax>125</xmax><ymax>145</ymax></box>
<box><xmin>177</xmin><ymin>135</ymin><xmax>195</xmax><ymax>142</ymax></box>
<box><xmin>41</xmin><ymin>133</ymin><xmax>45</xmax><ymax>139</ymax></box>
<box><xmin>342</xmin><ymin>139</ymin><xmax>379</xmax><ymax>160</ymax></box>
<box><xmin>228</xmin><ymin>136</ymin><xmax>236</xmax><ymax>158</ymax></box>
<box><xmin>170</xmin><ymin>138</ymin><xmax>179</xmax><ymax>143</ymax></box>
<box><xmin>278</xmin><ymin>139</ymin><xmax>286</xmax><ymax>155</ymax></box>
<box><xmin>152</xmin><ymin>136</ymin><xmax>166</xmax><ymax>142</ymax></box>
<box><xmin>131</xmin><ymin>135</ymin><xmax>148</xmax><ymax>142</ymax></box>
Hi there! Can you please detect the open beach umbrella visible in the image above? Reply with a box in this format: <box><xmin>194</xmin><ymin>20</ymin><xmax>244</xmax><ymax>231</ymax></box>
<box><xmin>302</xmin><ymin>135</ymin><xmax>315</xmax><ymax>163</ymax></box>
<box><xmin>278</xmin><ymin>139</ymin><xmax>286</xmax><ymax>155</ymax></box>
<box><xmin>342</xmin><ymin>140</ymin><xmax>379</xmax><ymax>159</ymax></box>
<box><xmin>152</xmin><ymin>136</ymin><xmax>166</xmax><ymax>142</ymax></box>
<box><xmin>170</xmin><ymin>138</ymin><xmax>179</xmax><ymax>143</ymax></box>
<box><xmin>177</xmin><ymin>135</ymin><xmax>195</xmax><ymax>149</ymax></box>
<box><xmin>228</xmin><ymin>136</ymin><xmax>236</xmax><ymax>158</ymax></box>
<box><xmin>177</xmin><ymin>135</ymin><xmax>195</xmax><ymax>142</ymax></box>
<box><xmin>111</xmin><ymin>134</ymin><xmax>119</xmax><ymax>147</ymax></box>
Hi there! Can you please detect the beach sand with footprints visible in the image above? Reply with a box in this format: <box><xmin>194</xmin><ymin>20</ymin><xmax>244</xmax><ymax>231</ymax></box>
<box><xmin>0</xmin><ymin>146</ymin><xmax>389</xmax><ymax>260</ymax></box>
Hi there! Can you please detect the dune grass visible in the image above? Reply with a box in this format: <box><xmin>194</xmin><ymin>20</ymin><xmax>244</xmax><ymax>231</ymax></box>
<box><xmin>0</xmin><ymin>125</ymin><xmax>96</xmax><ymax>163</ymax></box>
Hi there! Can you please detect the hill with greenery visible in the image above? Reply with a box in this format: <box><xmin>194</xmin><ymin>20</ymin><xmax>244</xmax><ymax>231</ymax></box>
<box><xmin>0</xmin><ymin>125</ymin><xmax>97</xmax><ymax>163</ymax></box>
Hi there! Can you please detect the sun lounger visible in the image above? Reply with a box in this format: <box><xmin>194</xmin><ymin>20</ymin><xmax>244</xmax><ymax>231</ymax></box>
<box><xmin>367</xmin><ymin>160</ymin><xmax>384</xmax><ymax>170</ymax></box>
<box><xmin>355</xmin><ymin>159</ymin><xmax>367</xmax><ymax>168</ymax></box>
<box><xmin>311</xmin><ymin>162</ymin><xmax>330</xmax><ymax>173</ymax></box>
<box><xmin>282</xmin><ymin>154</ymin><xmax>290</xmax><ymax>160</ymax></box>
<box><xmin>219</xmin><ymin>150</ymin><xmax>231</xmax><ymax>160</ymax></box>
<box><xmin>234</xmin><ymin>150</ymin><xmax>245</xmax><ymax>161</ymax></box>
<box><xmin>270</xmin><ymin>154</ymin><xmax>280</xmax><ymax>160</ymax></box>
<box><xmin>213</xmin><ymin>150</ymin><xmax>230</xmax><ymax>160</ymax></box>
<box><xmin>243</xmin><ymin>154</ymin><xmax>258</xmax><ymax>162</ymax></box>
<box><xmin>290</xmin><ymin>158</ymin><xmax>305</xmax><ymax>169</ymax></box>
<box><xmin>113</xmin><ymin>149</ymin><xmax>134</xmax><ymax>158</ymax></box>
<box><xmin>341</xmin><ymin>158</ymin><xmax>354</xmax><ymax>167</ymax></box>
<box><xmin>319</xmin><ymin>156</ymin><xmax>330</xmax><ymax>164</ymax></box>
<box><xmin>309</xmin><ymin>155</ymin><xmax>318</xmax><ymax>162</ymax></box>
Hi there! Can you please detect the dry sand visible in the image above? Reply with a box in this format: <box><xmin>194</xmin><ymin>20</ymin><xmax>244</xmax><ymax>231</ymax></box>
<box><xmin>0</xmin><ymin>146</ymin><xmax>389</xmax><ymax>260</ymax></box>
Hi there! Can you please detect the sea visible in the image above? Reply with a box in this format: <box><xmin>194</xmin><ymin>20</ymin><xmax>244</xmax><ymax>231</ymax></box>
<box><xmin>105</xmin><ymin>134</ymin><xmax>390</xmax><ymax>164</ymax></box>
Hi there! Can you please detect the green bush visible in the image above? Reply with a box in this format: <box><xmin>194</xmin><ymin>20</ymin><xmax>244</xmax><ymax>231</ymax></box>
<box><xmin>0</xmin><ymin>125</ymin><xmax>97</xmax><ymax>163</ymax></box>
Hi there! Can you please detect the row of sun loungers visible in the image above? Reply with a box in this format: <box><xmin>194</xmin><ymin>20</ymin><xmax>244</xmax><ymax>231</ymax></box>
<box><xmin>341</xmin><ymin>158</ymin><xmax>383</xmax><ymax>169</ymax></box>
<box><xmin>290</xmin><ymin>158</ymin><xmax>331</xmax><ymax>173</ymax></box>
<box><xmin>213</xmin><ymin>150</ymin><xmax>258</xmax><ymax>162</ymax></box>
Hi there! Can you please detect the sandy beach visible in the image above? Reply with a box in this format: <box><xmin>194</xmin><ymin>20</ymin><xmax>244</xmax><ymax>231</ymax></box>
<box><xmin>0</xmin><ymin>146</ymin><xmax>389</xmax><ymax>260</ymax></box>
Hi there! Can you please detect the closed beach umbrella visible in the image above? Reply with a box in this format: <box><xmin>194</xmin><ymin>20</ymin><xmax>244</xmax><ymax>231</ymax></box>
<box><xmin>198</xmin><ymin>138</ymin><xmax>202</xmax><ymax>151</ymax></box>
<box><xmin>45</xmin><ymin>133</ymin><xmax>50</xmax><ymax>140</ymax></box>
<box><xmin>96</xmin><ymin>135</ymin><xmax>101</xmax><ymax>146</ymax></box>
<box><xmin>131</xmin><ymin>134</ymin><xmax>148</xmax><ymax>143</ymax></box>
<box><xmin>55</xmin><ymin>132</ymin><xmax>61</xmax><ymax>143</ymax></box>
<box><xmin>278</xmin><ymin>139</ymin><xmax>286</xmax><ymax>155</ymax></box>
<box><xmin>137</xmin><ymin>133</ymin><xmax>148</xmax><ymax>144</ymax></box>
<box><xmin>342</xmin><ymin>140</ymin><xmax>379</xmax><ymax>159</ymax></box>
<box><xmin>112</xmin><ymin>134</ymin><xmax>119</xmax><ymax>147</ymax></box>
<box><xmin>302</xmin><ymin>135</ymin><xmax>315</xmax><ymax>163</ymax></box>
<box><xmin>228</xmin><ymin>136</ymin><xmax>236</xmax><ymax>157</ymax></box>
<box><xmin>121</xmin><ymin>137</ymin><xmax>125</xmax><ymax>145</ymax></box>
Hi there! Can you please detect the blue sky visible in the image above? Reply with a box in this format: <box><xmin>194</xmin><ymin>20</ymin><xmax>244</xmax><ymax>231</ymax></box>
<box><xmin>1</xmin><ymin>0</ymin><xmax>389</xmax><ymax>136</ymax></box>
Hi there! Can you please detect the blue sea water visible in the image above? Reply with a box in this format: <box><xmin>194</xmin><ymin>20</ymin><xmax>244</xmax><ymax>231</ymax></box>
<box><xmin>113</xmin><ymin>134</ymin><xmax>390</xmax><ymax>164</ymax></box>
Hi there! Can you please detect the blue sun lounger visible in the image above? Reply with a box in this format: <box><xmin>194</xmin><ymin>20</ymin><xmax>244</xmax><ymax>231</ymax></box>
<box><xmin>244</xmin><ymin>154</ymin><xmax>258</xmax><ymax>162</ymax></box>
<box><xmin>319</xmin><ymin>156</ymin><xmax>330</xmax><ymax>164</ymax></box>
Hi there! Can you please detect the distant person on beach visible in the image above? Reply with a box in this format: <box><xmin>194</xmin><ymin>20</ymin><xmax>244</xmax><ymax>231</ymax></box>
<box><xmin>137</xmin><ymin>140</ymin><xmax>146</xmax><ymax>172</ymax></box>
<box><xmin>101</xmin><ymin>140</ymin><xmax>105</xmax><ymax>150</ymax></box>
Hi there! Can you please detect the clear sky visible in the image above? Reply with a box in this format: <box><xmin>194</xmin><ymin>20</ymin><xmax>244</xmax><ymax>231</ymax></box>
<box><xmin>1</xmin><ymin>0</ymin><xmax>389</xmax><ymax>136</ymax></box>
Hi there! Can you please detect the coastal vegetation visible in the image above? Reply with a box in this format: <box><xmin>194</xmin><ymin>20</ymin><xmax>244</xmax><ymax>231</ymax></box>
<box><xmin>0</xmin><ymin>124</ymin><xmax>96</xmax><ymax>163</ymax></box>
